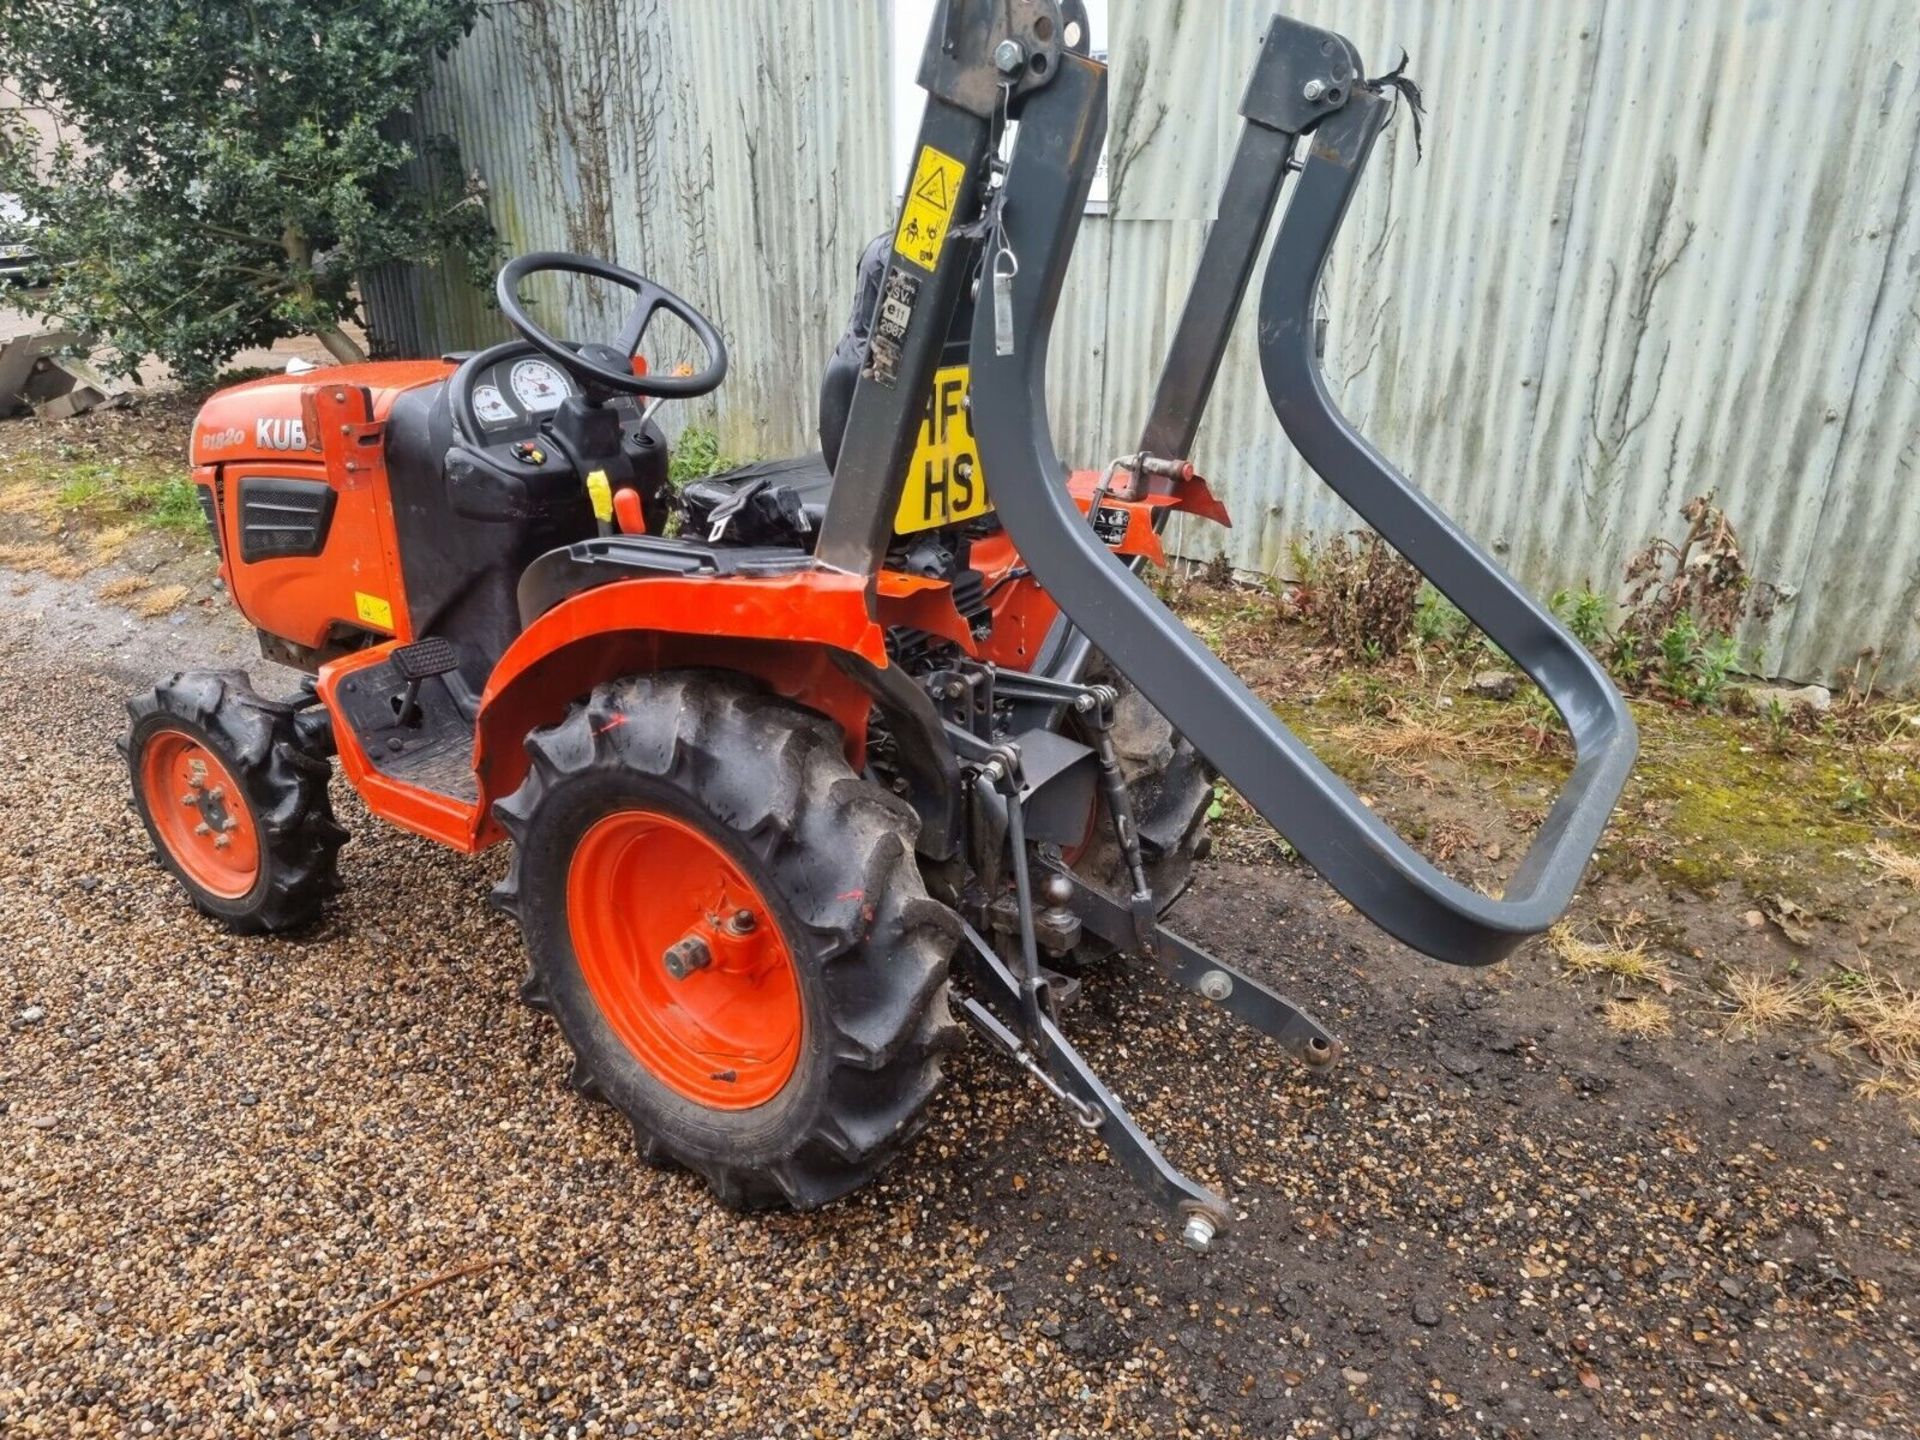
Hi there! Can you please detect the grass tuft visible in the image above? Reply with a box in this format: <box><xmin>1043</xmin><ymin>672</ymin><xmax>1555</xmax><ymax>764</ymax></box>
<box><xmin>132</xmin><ymin>583</ymin><xmax>190</xmax><ymax>618</ymax></box>
<box><xmin>1864</xmin><ymin>840</ymin><xmax>1920</xmax><ymax>891</ymax></box>
<box><xmin>1549</xmin><ymin>922</ymin><xmax>1668</xmax><ymax>988</ymax></box>
<box><xmin>97</xmin><ymin>575</ymin><xmax>151</xmax><ymax>600</ymax></box>
<box><xmin>1603</xmin><ymin>997</ymin><xmax>1673</xmax><ymax>1037</ymax></box>
<box><xmin>53</xmin><ymin>461</ymin><xmax>205</xmax><ymax>536</ymax></box>
<box><xmin>1719</xmin><ymin>969</ymin><xmax>1811</xmax><ymax>1039</ymax></box>
<box><xmin>1818</xmin><ymin>969</ymin><xmax>1920</xmax><ymax>1076</ymax></box>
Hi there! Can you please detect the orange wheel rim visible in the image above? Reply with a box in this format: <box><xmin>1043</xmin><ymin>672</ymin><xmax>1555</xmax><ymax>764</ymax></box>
<box><xmin>566</xmin><ymin>809</ymin><xmax>802</xmax><ymax>1109</ymax></box>
<box><xmin>139</xmin><ymin>729</ymin><xmax>260</xmax><ymax>900</ymax></box>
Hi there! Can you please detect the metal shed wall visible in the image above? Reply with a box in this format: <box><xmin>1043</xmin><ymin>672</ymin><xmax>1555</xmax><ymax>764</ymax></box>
<box><xmin>365</xmin><ymin>0</ymin><xmax>1920</xmax><ymax>686</ymax></box>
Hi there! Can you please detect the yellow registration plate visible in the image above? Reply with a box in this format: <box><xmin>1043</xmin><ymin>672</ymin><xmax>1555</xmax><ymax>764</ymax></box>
<box><xmin>894</xmin><ymin>364</ymin><xmax>992</xmax><ymax>534</ymax></box>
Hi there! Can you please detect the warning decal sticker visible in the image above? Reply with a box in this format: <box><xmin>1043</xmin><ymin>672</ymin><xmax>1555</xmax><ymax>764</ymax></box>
<box><xmin>353</xmin><ymin>591</ymin><xmax>394</xmax><ymax>631</ymax></box>
<box><xmin>894</xmin><ymin>144</ymin><xmax>966</xmax><ymax>272</ymax></box>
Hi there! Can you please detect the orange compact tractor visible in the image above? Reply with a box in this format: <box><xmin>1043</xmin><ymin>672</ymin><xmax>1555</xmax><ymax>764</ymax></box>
<box><xmin>125</xmin><ymin>3</ymin><xmax>1634</xmax><ymax>1248</ymax></box>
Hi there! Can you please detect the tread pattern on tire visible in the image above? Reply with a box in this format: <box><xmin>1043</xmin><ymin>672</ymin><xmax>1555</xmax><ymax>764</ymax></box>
<box><xmin>123</xmin><ymin>670</ymin><xmax>346</xmax><ymax>934</ymax></box>
<box><xmin>491</xmin><ymin>671</ymin><xmax>962</xmax><ymax>1212</ymax></box>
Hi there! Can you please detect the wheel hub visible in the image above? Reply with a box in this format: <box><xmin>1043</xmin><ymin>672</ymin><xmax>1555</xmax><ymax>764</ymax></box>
<box><xmin>566</xmin><ymin>809</ymin><xmax>801</xmax><ymax>1109</ymax></box>
<box><xmin>138</xmin><ymin>730</ymin><xmax>260</xmax><ymax>899</ymax></box>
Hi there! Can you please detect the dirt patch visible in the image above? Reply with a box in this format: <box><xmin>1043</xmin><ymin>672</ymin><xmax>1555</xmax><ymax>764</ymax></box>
<box><xmin>1172</xmin><ymin>576</ymin><xmax>1920</xmax><ymax>1129</ymax></box>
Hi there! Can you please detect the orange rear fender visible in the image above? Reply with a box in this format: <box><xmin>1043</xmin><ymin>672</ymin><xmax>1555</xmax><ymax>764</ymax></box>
<box><xmin>471</xmin><ymin>572</ymin><xmax>888</xmax><ymax>844</ymax></box>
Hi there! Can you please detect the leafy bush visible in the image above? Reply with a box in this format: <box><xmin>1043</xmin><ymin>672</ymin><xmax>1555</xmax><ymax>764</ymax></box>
<box><xmin>1541</xmin><ymin>498</ymin><xmax>1775</xmax><ymax>713</ymax></box>
<box><xmin>1618</xmin><ymin>494</ymin><xmax>1774</xmax><ymax>642</ymax></box>
<box><xmin>0</xmin><ymin>1</ymin><xmax>496</xmax><ymax>383</ymax></box>
<box><xmin>1654</xmin><ymin>612</ymin><xmax>1742</xmax><ymax>708</ymax></box>
<box><xmin>1291</xmin><ymin>531</ymin><xmax>1422</xmax><ymax>662</ymax></box>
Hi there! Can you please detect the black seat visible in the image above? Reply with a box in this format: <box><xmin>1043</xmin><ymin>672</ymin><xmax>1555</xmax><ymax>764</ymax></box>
<box><xmin>707</xmin><ymin>454</ymin><xmax>834</xmax><ymax>518</ymax></box>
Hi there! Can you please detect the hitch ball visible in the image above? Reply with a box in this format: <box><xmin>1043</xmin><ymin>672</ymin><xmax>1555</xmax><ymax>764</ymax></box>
<box><xmin>663</xmin><ymin>936</ymin><xmax>712</xmax><ymax>980</ymax></box>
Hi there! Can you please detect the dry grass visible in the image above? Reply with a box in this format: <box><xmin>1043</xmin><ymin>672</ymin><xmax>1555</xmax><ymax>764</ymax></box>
<box><xmin>41</xmin><ymin>552</ymin><xmax>95</xmax><ymax>580</ymax></box>
<box><xmin>1603</xmin><ymin>997</ymin><xmax>1673</xmax><ymax>1038</ymax></box>
<box><xmin>1333</xmin><ymin>714</ymin><xmax>1522</xmax><ymax>768</ymax></box>
<box><xmin>0</xmin><ymin>483</ymin><xmax>55</xmax><ymax>518</ymax></box>
<box><xmin>1819</xmin><ymin>970</ymin><xmax>1920</xmax><ymax>1077</ymax></box>
<box><xmin>90</xmin><ymin>524</ymin><xmax>136</xmax><ymax>567</ymax></box>
<box><xmin>1864</xmin><ymin>840</ymin><xmax>1920</xmax><ymax>891</ymax></box>
<box><xmin>0</xmin><ymin>541</ymin><xmax>66</xmax><ymax>571</ymax></box>
<box><xmin>132</xmin><ymin>583</ymin><xmax>191</xmax><ymax>618</ymax></box>
<box><xmin>1548</xmin><ymin>922</ymin><xmax>1669</xmax><ymax>989</ymax></box>
<box><xmin>1719</xmin><ymin>969</ymin><xmax>1811</xmax><ymax>1039</ymax></box>
<box><xmin>97</xmin><ymin>574</ymin><xmax>151</xmax><ymax>600</ymax></box>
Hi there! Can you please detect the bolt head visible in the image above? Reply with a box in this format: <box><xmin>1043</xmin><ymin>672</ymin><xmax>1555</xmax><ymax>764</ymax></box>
<box><xmin>1073</xmin><ymin>693</ymin><xmax>1095</xmax><ymax>712</ymax></box>
<box><xmin>1180</xmin><ymin>1214</ymin><xmax>1217</xmax><ymax>1253</ymax></box>
<box><xmin>994</xmin><ymin>38</ymin><xmax>1026</xmax><ymax>74</ymax></box>
<box><xmin>1303</xmin><ymin>78</ymin><xmax>1327</xmax><ymax>101</ymax></box>
<box><xmin>663</xmin><ymin>936</ymin><xmax>713</xmax><ymax>980</ymax></box>
<box><xmin>212</xmin><ymin>834</ymin><xmax>231</xmax><ymax>850</ymax></box>
<box><xmin>1198</xmin><ymin>969</ymin><xmax>1233</xmax><ymax>1002</ymax></box>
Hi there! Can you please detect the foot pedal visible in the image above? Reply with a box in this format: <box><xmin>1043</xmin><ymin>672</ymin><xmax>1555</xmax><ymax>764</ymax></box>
<box><xmin>389</xmin><ymin>637</ymin><xmax>460</xmax><ymax>728</ymax></box>
<box><xmin>391</xmin><ymin>636</ymin><xmax>460</xmax><ymax>680</ymax></box>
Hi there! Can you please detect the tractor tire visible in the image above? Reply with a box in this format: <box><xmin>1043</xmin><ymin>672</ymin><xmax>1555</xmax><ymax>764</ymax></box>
<box><xmin>123</xmin><ymin>670</ymin><xmax>346</xmax><ymax>934</ymax></box>
<box><xmin>492</xmin><ymin>671</ymin><xmax>962</xmax><ymax>1212</ymax></box>
<box><xmin>1066</xmin><ymin>669</ymin><xmax>1216</xmax><ymax>960</ymax></box>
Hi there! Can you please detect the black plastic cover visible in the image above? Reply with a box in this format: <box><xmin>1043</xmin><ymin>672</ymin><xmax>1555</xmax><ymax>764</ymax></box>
<box><xmin>238</xmin><ymin>476</ymin><xmax>336</xmax><ymax>562</ymax></box>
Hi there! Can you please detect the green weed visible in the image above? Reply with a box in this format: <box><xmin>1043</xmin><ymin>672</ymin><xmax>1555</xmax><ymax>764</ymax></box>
<box><xmin>1550</xmin><ymin>586</ymin><xmax>1610</xmax><ymax>652</ymax></box>
<box><xmin>667</xmin><ymin>425</ymin><xmax>732</xmax><ymax>487</ymax></box>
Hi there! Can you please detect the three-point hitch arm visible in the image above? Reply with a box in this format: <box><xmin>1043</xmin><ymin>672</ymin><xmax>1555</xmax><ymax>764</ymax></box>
<box><xmin>966</xmin><ymin>13</ymin><xmax>1639</xmax><ymax>967</ymax></box>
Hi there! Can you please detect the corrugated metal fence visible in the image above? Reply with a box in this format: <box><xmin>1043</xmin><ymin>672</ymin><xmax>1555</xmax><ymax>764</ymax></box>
<box><xmin>365</xmin><ymin>1</ymin><xmax>1920</xmax><ymax>686</ymax></box>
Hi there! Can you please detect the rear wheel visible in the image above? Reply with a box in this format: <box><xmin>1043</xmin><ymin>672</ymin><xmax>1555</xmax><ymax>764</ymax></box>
<box><xmin>493</xmin><ymin>671</ymin><xmax>961</xmax><ymax>1211</ymax></box>
<box><xmin>122</xmin><ymin>671</ymin><xmax>345</xmax><ymax>933</ymax></box>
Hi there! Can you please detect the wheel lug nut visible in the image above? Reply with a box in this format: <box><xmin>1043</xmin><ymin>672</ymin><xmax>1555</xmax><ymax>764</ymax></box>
<box><xmin>213</xmin><ymin>834</ymin><xmax>231</xmax><ymax>850</ymax></box>
<box><xmin>207</xmin><ymin>786</ymin><xmax>225</xmax><ymax>801</ymax></box>
<box><xmin>663</xmin><ymin>936</ymin><xmax>712</xmax><ymax>980</ymax></box>
<box><xmin>193</xmin><ymin>822</ymin><xmax>211</xmax><ymax>837</ymax></box>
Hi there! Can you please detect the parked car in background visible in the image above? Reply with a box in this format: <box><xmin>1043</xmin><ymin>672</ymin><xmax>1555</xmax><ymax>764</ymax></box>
<box><xmin>0</xmin><ymin>193</ymin><xmax>39</xmax><ymax>283</ymax></box>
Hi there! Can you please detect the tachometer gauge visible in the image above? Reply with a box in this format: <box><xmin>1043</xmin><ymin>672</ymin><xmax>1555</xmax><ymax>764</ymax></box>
<box><xmin>472</xmin><ymin>383</ymin><xmax>516</xmax><ymax>425</ymax></box>
<box><xmin>509</xmin><ymin>358</ymin><xmax>570</xmax><ymax>412</ymax></box>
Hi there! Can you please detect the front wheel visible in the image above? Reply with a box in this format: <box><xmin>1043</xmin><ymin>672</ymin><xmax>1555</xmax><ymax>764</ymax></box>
<box><xmin>492</xmin><ymin>671</ymin><xmax>961</xmax><ymax>1211</ymax></box>
<box><xmin>122</xmin><ymin>671</ymin><xmax>345</xmax><ymax>933</ymax></box>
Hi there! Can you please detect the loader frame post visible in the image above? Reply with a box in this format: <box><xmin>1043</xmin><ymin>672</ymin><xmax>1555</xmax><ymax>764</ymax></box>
<box><xmin>1134</xmin><ymin>17</ymin><xmax>1361</xmax><ymax>467</ymax></box>
<box><xmin>1034</xmin><ymin>15</ymin><xmax>1362</xmax><ymax>676</ymax></box>
<box><xmin>815</xmin><ymin>0</ymin><xmax>1071</xmax><ymax>579</ymax></box>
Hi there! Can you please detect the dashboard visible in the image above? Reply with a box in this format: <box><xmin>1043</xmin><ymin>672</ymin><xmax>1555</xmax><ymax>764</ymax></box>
<box><xmin>467</xmin><ymin>354</ymin><xmax>580</xmax><ymax>433</ymax></box>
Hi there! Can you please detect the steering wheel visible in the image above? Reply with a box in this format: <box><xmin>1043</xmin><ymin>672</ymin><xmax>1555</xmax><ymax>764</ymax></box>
<box><xmin>495</xmin><ymin>251</ymin><xmax>728</xmax><ymax>401</ymax></box>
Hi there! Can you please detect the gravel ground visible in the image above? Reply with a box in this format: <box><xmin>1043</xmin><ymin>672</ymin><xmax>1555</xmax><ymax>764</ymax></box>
<box><xmin>2</xmin><ymin>569</ymin><xmax>1916</xmax><ymax>1439</ymax></box>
